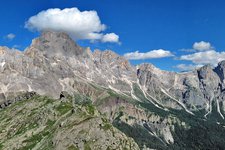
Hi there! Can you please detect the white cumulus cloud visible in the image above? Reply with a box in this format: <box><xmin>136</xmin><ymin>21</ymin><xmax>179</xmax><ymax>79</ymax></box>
<box><xmin>124</xmin><ymin>49</ymin><xmax>174</xmax><ymax>60</ymax></box>
<box><xmin>178</xmin><ymin>41</ymin><xmax>225</xmax><ymax>70</ymax></box>
<box><xmin>25</xmin><ymin>8</ymin><xmax>119</xmax><ymax>43</ymax></box>
<box><xmin>101</xmin><ymin>33</ymin><xmax>119</xmax><ymax>43</ymax></box>
<box><xmin>193</xmin><ymin>41</ymin><xmax>212</xmax><ymax>51</ymax></box>
<box><xmin>180</xmin><ymin>50</ymin><xmax>225</xmax><ymax>66</ymax></box>
<box><xmin>5</xmin><ymin>33</ymin><xmax>16</xmax><ymax>40</ymax></box>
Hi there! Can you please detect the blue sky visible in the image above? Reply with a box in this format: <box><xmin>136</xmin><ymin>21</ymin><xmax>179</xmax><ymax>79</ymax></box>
<box><xmin>1</xmin><ymin>0</ymin><xmax>225</xmax><ymax>71</ymax></box>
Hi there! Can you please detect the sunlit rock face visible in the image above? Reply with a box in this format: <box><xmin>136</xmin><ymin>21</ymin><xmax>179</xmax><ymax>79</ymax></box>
<box><xmin>1</xmin><ymin>31</ymin><xmax>225</xmax><ymax>116</ymax></box>
<box><xmin>137</xmin><ymin>61</ymin><xmax>225</xmax><ymax>115</ymax></box>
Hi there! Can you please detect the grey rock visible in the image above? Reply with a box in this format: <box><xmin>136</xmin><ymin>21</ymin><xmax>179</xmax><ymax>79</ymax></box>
<box><xmin>1</xmin><ymin>31</ymin><xmax>225</xmax><ymax>117</ymax></box>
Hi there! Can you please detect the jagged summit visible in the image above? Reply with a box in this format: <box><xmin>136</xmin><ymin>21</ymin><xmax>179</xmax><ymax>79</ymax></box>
<box><xmin>26</xmin><ymin>31</ymin><xmax>84</xmax><ymax>58</ymax></box>
<box><xmin>13</xmin><ymin>30</ymin><xmax>225</xmax><ymax>74</ymax></box>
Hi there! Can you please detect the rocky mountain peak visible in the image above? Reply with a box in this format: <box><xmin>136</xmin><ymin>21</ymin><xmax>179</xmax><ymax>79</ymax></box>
<box><xmin>197</xmin><ymin>64</ymin><xmax>215</xmax><ymax>80</ymax></box>
<box><xmin>93</xmin><ymin>49</ymin><xmax>133</xmax><ymax>71</ymax></box>
<box><xmin>26</xmin><ymin>31</ymin><xmax>84</xmax><ymax>58</ymax></box>
<box><xmin>138</xmin><ymin>63</ymin><xmax>159</xmax><ymax>71</ymax></box>
<box><xmin>138</xmin><ymin>63</ymin><xmax>175</xmax><ymax>78</ymax></box>
<box><xmin>218</xmin><ymin>60</ymin><xmax>225</xmax><ymax>67</ymax></box>
<box><xmin>93</xmin><ymin>49</ymin><xmax>120</xmax><ymax>62</ymax></box>
<box><xmin>214</xmin><ymin>61</ymin><xmax>225</xmax><ymax>83</ymax></box>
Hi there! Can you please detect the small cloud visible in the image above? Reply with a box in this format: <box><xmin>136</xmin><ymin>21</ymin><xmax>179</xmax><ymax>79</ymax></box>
<box><xmin>175</xmin><ymin>64</ymin><xmax>203</xmax><ymax>71</ymax></box>
<box><xmin>124</xmin><ymin>49</ymin><xmax>174</xmax><ymax>60</ymax></box>
<box><xmin>180</xmin><ymin>41</ymin><xmax>213</xmax><ymax>53</ymax></box>
<box><xmin>25</xmin><ymin>7</ymin><xmax>119</xmax><ymax>43</ymax></box>
<box><xmin>101</xmin><ymin>33</ymin><xmax>119</xmax><ymax>43</ymax></box>
<box><xmin>179</xmin><ymin>41</ymin><xmax>225</xmax><ymax>67</ymax></box>
<box><xmin>193</xmin><ymin>41</ymin><xmax>212</xmax><ymax>51</ymax></box>
<box><xmin>4</xmin><ymin>33</ymin><xmax>16</xmax><ymax>40</ymax></box>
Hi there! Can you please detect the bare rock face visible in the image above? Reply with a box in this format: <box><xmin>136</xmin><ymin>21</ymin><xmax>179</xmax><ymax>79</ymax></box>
<box><xmin>0</xmin><ymin>31</ymin><xmax>135</xmax><ymax>104</ymax></box>
<box><xmin>137</xmin><ymin>62</ymin><xmax>225</xmax><ymax>117</ymax></box>
<box><xmin>1</xmin><ymin>31</ymin><xmax>225</xmax><ymax>118</ymax></box>
<box><xmin>215</xmin><ymin>61</ymin><xmax>225</xmax><ymax>84</ymax></box>
<box><xmin>26</xmin><ymin>31</ymin><xmax>84</xmax><ymax>58</ymax></box>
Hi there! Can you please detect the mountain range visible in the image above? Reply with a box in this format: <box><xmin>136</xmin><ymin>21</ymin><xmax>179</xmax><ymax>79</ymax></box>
<box><xmin>0</xmin><ymin>31</ymin><xmax>225</xmax><ymax>150</ymax></box>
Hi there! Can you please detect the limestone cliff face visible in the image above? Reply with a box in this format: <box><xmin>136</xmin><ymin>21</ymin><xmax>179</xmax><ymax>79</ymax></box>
<box><xmin>1</xmin><ymin>31</ymin><xmax>225</xmax><ymax>118</ymax></box>
<box><xmin>137</xmin><ymin>62</ymin><xmax>225</xmax><ymax>117</ymax></box>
